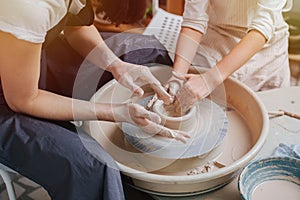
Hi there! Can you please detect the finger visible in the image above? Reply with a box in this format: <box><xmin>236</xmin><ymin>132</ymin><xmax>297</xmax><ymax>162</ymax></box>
<box><xmin>130</xmin><ymin>105</ymin><xmax>161</xmax><ymax>125</ymax></box>
<box><xmin>133</xmin><ymin>87</ymin><xmax>144</xmax><ymax>97</ymax></box>
<box><xmin>175</xmin><ymin>83</ymin><xmax>198</xmax><ymax>113</ymax></box>
<box><xmin>152</xmin><ymin>84</ymin><xmax>172</xmax><ymax>105</ymax></box>
<box><xmin>164</xmin><ymin>83</ymin><xmax>175</xmax><ymax>104</ymax></box>
<box><xmin>173</xmin><ymin>99</ymin><xmax>183</xmax><ymax>114</ymax></box>
<box><xmin>146</xmin><ymin>121</ymin><xmax>190</xmax><ymax>143</ymax></box>
<box><xmin>137</xmin><ymin>67</ymin><xmax>161</xmax><ymax>86</ymax></box>
<box><xmin>119</xmin><ymin>74</ymin><xmax>144</xmax><ymax>97</ymax></box>
<box><xmin>139</xmin><ymin>68</ymin><xmax>173</xmax><ymax>104</ymax></box>
<box><xmin>166</xmin><ymin>129</ymin><xmax>190</xmax><ymax>139</ymax></box>
<box><xmin>140</xmin><ymin>120</ymin><xmax>190</xmax><ymax>143</ymax></box>
<box><xmin>168</xmin><ymin>81</ymin><xmax>181</xmax><ymax>97</ymax></box>
<box><xmin>184</xmin><ymin>74</ymin><xmax>194</xmax><ymax>80</ymax></box>
<box><xmin>161</xmin><ymin>129</ymin><xmax>190</xmax><ymax>143</ymax></box>
<box><xmin>140</xmin><ymin>110</ymin><xmax>161</xmax><ymax>124</ymax></box>
<box><xmin>139</xmin><ymin>120</ymin><xmax>164</xmax><ymax>136</ymax></box>
<box><xmin>128</xmin><ymin>80</ymin><xmax>144</xmax><ymax>97</ymax></box>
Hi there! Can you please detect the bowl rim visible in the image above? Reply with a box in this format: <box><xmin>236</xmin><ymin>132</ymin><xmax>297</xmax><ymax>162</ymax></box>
<box><xmin>237</xmin><ymin>156</ymin><xmax>300</xmax><ymax>199</ymax></box>
<box><xmin>116</xmin><ymin>76</ymin><xmax>270</xmax><ymax>183</ymax></box>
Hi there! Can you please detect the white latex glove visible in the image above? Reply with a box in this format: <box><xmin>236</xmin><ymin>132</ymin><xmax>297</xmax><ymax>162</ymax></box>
<box><xmin>164</xmin><ymin>71</ymin><xmax>186</xmax><ymax>102</ymax></box>
<box><xmin>108</xmin><ymin>60</ymin><xmax>172</xmax><ymax>104</ymax></box>
<box><xmin>112</xmin><ymin>103</ymin><xmax>190</xmax><ymax>143</ymax></box>
<box><xmin>174</xmin><ymin>67</ymin><xmax>223</xmax><ymax>114</ymax></box>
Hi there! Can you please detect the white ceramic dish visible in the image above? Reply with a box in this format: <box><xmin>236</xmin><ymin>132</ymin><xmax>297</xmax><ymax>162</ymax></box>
<box><xmin>83</xmin><ymin>65</ymin><xmax>269</xmax><ymax>196</ymax></box>
<box><xmin>238</xmin><ymin>156</ymin><xmax>300</xmax><ymax>200</ymax></box>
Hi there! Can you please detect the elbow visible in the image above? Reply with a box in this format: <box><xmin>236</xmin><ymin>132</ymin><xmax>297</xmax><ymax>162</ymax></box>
<box><xmin>5</xmin><ymin>96</ymin><xmax>31</xmax><ymax>114</ymax></box>
<box><xmin>2</xmin><ymin>88</ymin><xmax>39</xmax><ymax>114</ymax></box>
<box><xmin>6</xmin><ymin>99</ymin><xmax>24</xmax><ymax>113</ymax></box>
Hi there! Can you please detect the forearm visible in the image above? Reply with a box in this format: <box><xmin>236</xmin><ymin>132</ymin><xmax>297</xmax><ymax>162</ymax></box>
<box><xmin>215</xmin><ymin>30</ymin><xmax>267</xmax><ymax>81</ymax></box>
<box><xmin>64</xmin><ymin>25</ymin><xmax>119</xmax><ymax>70</ymax></box>
<box><xmin>0</xmin><ymin>30</ymin><xmax>117</xmax><ymax>122</ymax></box>
<box><xmin>173</xmin><ymin>27</ymin><xmax>203</xmax><ymax>74</ymax></box>
<box><xmin>14</xmin><ymin>89</ymin><xmax>114</xmax><ymax>122</ymax></box>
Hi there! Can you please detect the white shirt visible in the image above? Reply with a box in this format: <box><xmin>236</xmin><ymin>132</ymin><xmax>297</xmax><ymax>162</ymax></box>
<box><xmin>182</xmin><ymin>0</ymin><xmax>290</xmax><ymax>42</ymax></box>
<box><xmin>181</xmin><ymin>0</ymin><xmax>291</xmax><ymax>91</ymax></box>
<box><xmin>0</xmin><ymin>0</ymin><xmax>86</xmax><ymax>43</ymax></box>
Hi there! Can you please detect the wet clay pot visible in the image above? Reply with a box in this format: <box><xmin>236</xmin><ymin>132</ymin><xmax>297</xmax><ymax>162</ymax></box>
<box><xmin>152</xmin><ymin>99</ymin><xmax>198</xmax><ymax>132</ymax></box>
<box><xmin>121</xmin><ymin>94</ymin><xmax>228</xmax><ymax>162</ymax></box>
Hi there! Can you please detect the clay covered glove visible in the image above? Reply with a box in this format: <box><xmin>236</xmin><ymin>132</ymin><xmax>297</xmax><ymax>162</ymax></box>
<box><xmin>164</xmin><ymin>71</ymin><xmax>186</xmax><ymax>102</ymax></box>
<box><xmin>112</xmin><ymin>103</ymin><xmax>190</xmax><ymax>143</ymax></box>
<box><xmin>92</xmin><ymin>43</ymin><xmax>172</xmax><ymax>104</ymax></box>
<box><xmin>174</xmin><ymin>67</ymin><xmax>223</xmax><ymax>114</ymax></box>
<box><xmin>108</xmin><ymin>60</ymin><xmax>173</xmax><ymax>104</ymax></box>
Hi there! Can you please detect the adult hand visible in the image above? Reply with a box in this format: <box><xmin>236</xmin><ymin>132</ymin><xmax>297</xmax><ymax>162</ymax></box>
<box><xmin>112</xmin><ymin>103</ymin><xmax>190</xmax><ymax>143</ymax></box>
<box><xmin>174</xmin><ymin>67</ymin><xmax>223</xmax><ymax>114</ymax></box>
<box><xmin>108</xmin><ymin>60</ymin><xmax>172</xmax><ymax>104</ymax></box>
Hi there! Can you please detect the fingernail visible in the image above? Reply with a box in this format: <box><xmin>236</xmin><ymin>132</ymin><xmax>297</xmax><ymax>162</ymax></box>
<box><xmin>168</xmin><ymin>96</ymin><xmax>175</xmax><ymax>104</ymax></box>
<box><xmin>134</xmin><ymin>88</ymin><xmax>144</xmax><ymax>96</ymax></box>
<box><xmin>153</xmin><ymin>114</ymin><xmax>161</xmax><ymax>124</ymax></box>
<box><xmin>164</xmin><ymin>97</ymin><xmax>173</xmax><ymax>105</ymax></box>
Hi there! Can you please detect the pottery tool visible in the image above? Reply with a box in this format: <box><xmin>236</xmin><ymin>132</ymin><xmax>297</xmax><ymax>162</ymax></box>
<box><xmin>279</xmin><ymin>109</ymin><xmax>300</xmax><ymax>120</ymax></box>
<box><xmin>268</xmin><ymin>110</ymin><xmax>285</xmax><ymax>118</ymax></box>
<box><xmin>268</xmin><ymin>109</ymin><xmax>300</xmax><ymax>120</ymax></box>
<box><xmin>145</xmin><ymin>93</ymin><xmax>157</xmax><ymax>110</ymax></box>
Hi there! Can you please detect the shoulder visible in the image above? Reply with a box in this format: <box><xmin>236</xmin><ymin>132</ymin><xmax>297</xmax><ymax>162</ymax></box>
<box><xmin>0</xmin><ymin>0</ymin><xmax>68</xmax><ymax>43</ymax></box>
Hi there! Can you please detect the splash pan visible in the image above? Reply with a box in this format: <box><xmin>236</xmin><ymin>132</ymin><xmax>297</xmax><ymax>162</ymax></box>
<box><xmin>83</xmin><ymin>65</ymin><xmax>269</xmax><ymax>196</ymax></box>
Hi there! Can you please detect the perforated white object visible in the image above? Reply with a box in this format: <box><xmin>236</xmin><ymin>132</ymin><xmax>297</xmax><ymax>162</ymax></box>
<box><xmin>143</xmin><ymin>1</ymin><xmax>182</xmax><ymax>60</ymax></box>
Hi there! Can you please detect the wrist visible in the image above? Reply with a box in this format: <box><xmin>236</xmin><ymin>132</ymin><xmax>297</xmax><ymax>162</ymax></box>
<box><xmin>200</xmin><ymin>67</ymin><xmax>224</xmax><ymax>92</ymax></box>
<box><xmin>106</xmin><ymin>59</ymin><xmax>123</xmax><ymax>80</ymax></box>
<box><xmin>173</xmin><ymin>61</ymin><xmax>190</xmax><ymax>74</ymax></box>
<box><xmin>109</xmin><ymin>103</ymin><xmax>130</xmax><ymax>123</ymax></box>
<box><xmin>96</xmin><ymin>43</ymin><xmax>120</xmax><ymax>70</ymax></box>
<box><xmin>95</xmin><ymin>103</ymin><xmax>116</xmax><ymax>122</ymax></box>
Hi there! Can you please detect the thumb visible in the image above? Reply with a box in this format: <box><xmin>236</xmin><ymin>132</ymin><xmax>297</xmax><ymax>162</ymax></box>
<box><xmin>152</xmin><ymin>85</ymin><xmax>173</xmax><ymax>105</ymax></box>
<box><xmin>143</xmin><ymin>111</ymin><xmax>161</xmax><ymax>124</ymax></box>
<box><xmin>132</xmin><ymin>86</ymin><xmax>144</xmax><ymax>97</ymax></box>
<box><xmin>184</xmin><ymin>74</ymin><xmax>193</xmax><ymax>80</ymax></box>
<box><xmin>126</xmin><ymin>78</ymin><xmax>144</xmax><ymax>97</ymax></box>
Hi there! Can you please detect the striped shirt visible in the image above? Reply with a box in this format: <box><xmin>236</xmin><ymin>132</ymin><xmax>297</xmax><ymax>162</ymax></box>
<box><xmin>181</xmin><ymin>0</ymin><xmax>291</xmax><ymax>91</ymax></box>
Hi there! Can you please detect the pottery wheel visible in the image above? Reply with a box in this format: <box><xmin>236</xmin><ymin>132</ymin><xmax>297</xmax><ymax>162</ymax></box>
<box><xmin>121</xmin><ymin>96</ymin><xmax>228</xmax><ymax>159</ymax></box>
